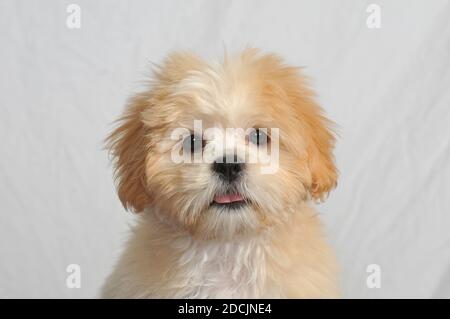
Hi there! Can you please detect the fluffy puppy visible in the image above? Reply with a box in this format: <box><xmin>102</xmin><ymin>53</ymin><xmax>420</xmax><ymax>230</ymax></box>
<box><xmin>101</xmin><ymin>49</ymin><xmax>339</xmax><ymax>298</ymax></box>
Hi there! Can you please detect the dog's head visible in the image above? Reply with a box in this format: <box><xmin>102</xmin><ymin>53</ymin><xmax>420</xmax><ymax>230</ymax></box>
<box><xmin>107</xmin><ymin>49</ymin><xmax>337</xmax><ymax>239</ymax></box>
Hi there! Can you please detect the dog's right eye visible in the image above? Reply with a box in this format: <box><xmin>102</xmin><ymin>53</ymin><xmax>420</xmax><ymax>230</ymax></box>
<box><xmin>183</xmin><ymin>134</ymin><xmax>203</xmax><ymax>153</ymax></box>
<box><xmin>248</xmin><ymin>128</ymin><xmax>269</xmax><ymax>146</ymax></box>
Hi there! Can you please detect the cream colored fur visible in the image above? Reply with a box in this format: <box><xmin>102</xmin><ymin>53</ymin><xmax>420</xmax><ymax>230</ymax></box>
<box><xmin>102</xmin><ymin>49</ymin><xmax>339</xmax><ymax>298</ymax></box>
<box><xmin>102</xmin><ymin>204</ymin><xmax>338</xmax><ymax>298</ymax></box>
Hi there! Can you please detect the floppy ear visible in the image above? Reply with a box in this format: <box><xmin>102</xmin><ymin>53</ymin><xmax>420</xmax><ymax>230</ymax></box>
<box><xmin>271</xmin><ymin>64</ymin><xmax>338</xmax><ymax>201</ymax></box>
<box><xmin>106</xmin><ymin>51</ymin><xmax>203</xmax><ymax>212</ymax></box>
<box><xmin>301</xmin><ymin>100</ymin><xmax>338</xmax><ymax>201</ymax></box>
<box><xmin>106</xmin><ymin>92</ymin><xmax>152</xmax><ymax>212</ymax></box>
<box><xmin>250</xmin><ymin>53</ymin><xmax>338</xmax><ymax>201</ymax></box>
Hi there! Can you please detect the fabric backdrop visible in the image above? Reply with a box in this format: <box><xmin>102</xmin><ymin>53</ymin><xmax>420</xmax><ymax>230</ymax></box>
<box><xmin>1</xmin><ymin>0</ymin><xmax>449</xmax><ymax>298</ymax></box>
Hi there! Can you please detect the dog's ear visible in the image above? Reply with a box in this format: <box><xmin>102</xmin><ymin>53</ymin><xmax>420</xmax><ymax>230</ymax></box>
<box><xmin>303</xmin><ymin>104</ymin><xmax>337</xmax><ymax>201</ymax></box>
<box><xmin>282</xmin><ymin>70</ymin><xmax>338</xmax><ymax>201</ymax></box>
<box><xmin>249</xmin><ymin>52</ymin><xmax>338</xmax><ymax>201</ymax></box>
<box><xmin>106</xmin><ymin>92</ymin><xmax>152</xmax><ymax>213</ymax></box>
<box><xmin>106</xmin><ymin>51</ymin><xmax>203</xmax><ymax>212</ymax></box>
<box><xmin>300</xmin><ymin>93</ymin><xmax>338</xmax><ymax>200</ymax></box>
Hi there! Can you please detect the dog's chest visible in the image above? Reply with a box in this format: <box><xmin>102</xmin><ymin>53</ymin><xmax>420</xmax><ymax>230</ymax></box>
<box><xmin>176</xmin><ymin>239</ymin><xmax>276</xmax><ymax>298</ymax></box>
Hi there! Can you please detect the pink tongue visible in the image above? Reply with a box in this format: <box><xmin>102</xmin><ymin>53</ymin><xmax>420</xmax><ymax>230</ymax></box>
<box><xmin>214</xmin><ymin>193</ymin><xmax>244</xmax><ymax>204</ymax></box>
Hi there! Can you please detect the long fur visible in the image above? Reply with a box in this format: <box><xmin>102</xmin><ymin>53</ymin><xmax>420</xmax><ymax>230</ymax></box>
<box><xmin>102</xmin><ymin>49</ymin><xmax>339</xmax><ymax>298</ymax></box>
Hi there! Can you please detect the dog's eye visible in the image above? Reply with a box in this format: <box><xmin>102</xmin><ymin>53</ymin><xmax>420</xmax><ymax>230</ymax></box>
<box><xmin>183</xmin><ymin>134</ymin><xmax>203</xmax><ymax>153</ymax></box>
<box><xmin>248</xmin><ymin>129</ymin><xmax>269</xmax><ymax>146</ymax></box>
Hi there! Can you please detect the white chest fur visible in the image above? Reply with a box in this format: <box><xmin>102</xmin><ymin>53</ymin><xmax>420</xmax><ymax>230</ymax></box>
<box><xmin>173</xmin><ymin>236</ymin><xmax>276</xmax><ymax>298</ymax></box>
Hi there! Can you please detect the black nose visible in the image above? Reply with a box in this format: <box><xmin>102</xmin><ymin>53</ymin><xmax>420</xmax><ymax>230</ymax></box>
<box><xmin>212</xmin><ymin>156</ymin><xmax>244</xmax><ymax>182</ymax></box>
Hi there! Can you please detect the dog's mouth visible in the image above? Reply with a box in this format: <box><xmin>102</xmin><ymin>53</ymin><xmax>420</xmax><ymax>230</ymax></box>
<box><xmin>211</xmin><ymin>193</ymin><xmax>248</xmax><ymax>210</ymax></box>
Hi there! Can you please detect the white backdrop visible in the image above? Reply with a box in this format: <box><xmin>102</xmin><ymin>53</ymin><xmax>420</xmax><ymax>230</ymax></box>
<box><xmin>1</xmin><ymin>0</ymin><xmax>449</xmax><ymax>298</ymax></box>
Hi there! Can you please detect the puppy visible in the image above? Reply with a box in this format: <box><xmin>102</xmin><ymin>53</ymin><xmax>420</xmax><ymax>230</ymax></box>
<box><xmin>101</xmin><ymin>49</ymin><xmax>339</xmax><ymax>298</ymax></box>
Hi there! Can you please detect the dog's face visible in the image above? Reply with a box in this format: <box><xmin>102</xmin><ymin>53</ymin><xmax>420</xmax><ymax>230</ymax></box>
<box><xmin>107</xmin><ymin>49</ymin><xmax>337</xmax><ymax>239</ymax></box>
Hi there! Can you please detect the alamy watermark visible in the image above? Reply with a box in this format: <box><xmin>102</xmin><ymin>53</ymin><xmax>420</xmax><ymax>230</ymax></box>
<box><xmin>66</xmin><ymin>4</ymin><xmax>81</xmax><ymax>29</ymax></box>
<box><xmin>366</xmin><ymin>264</ymin><xmax>381</xmax><ymax>289</ymax></box>
<box><xmin>66</xmin><ymin>264</ymin><xmax>81</xmax><ymax>289</ymax></box>
<box><xmin>366</xmin><ymin>4</ymin><xmax>381</xmax><ymax>29</ymax></box>
<box><xmin>170</xmin><ymin>120</ymin><xmax>280</xmax><ymax>174</ymax></box>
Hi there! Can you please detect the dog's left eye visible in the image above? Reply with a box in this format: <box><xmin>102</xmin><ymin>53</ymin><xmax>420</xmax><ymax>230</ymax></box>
<box><xmin>248</xmin><ymin>129</ymin><xmax>269</xmax><ymax>146</ymax></box>
<box><xmin>183</xmin><ymin>134</ymin><xmax>203</xmax><ymax>153</ymax></box>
